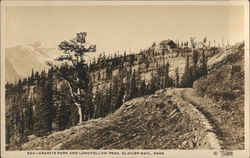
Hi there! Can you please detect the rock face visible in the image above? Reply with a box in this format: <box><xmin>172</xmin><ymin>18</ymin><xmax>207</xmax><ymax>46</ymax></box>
<box><xmin>21</xmin><ymin>88</ymin><xmax>222</xmax><ymax>150</ymax></box>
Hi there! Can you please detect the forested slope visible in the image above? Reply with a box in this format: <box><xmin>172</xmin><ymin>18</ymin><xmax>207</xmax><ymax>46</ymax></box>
<box><xmin>5</xmin><ymin>34</ymin><xmax>244</xmax><ymax>150</ymax></box>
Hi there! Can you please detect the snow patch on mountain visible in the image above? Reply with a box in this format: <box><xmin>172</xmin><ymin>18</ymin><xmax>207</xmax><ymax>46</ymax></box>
<box><xmin>5</xmin><ymin>42</ymin><xmax>61</xmax><ymax>83</ymax></box>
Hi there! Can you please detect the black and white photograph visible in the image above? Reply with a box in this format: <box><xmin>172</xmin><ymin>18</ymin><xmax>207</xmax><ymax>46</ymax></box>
<box><xmin>1</xmin><ymin>1</ymin><xmax>249</xmax><ymax>158</ymax></box>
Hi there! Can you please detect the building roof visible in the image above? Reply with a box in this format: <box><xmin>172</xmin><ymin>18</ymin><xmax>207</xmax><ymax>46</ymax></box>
<box><xmin>196</xmin><ymin>42</ymin><xmax>206</xmax><ymax>48</ymax></box>
<box><xmin>159</xmin><ymin>40</ymin><xmax>177</xmax><ymax>48</ymax></box>
<box><xmin>160</xmin><ymin>40</ymin><xmax>173</xmax><ymax>45</ymax></box>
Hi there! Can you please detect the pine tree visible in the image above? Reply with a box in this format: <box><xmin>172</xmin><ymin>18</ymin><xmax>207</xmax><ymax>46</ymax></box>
<box><xmin>192</xmin><ymin>50</ymin><xmax>199</xmax><ymax>65</ymax></box>
<box><xmin>97</xmin><ymin>71</ymin><xmax>101</xmax><ymax>80</ymax></box>
<box><xmin>190</xmin><ymin>37</ymin><xmax>196</xmax><ymax>49</ymax></box>
<box><xmin>104</xmin><ymin>84</ymin><xmax>112</xmax><ymax>114</ymax></box>
<box><xmin>85</xmin><ymin>80</ymin><xmax>95</xmax><ymax>120</ymax></box>
<box><xmin>145</xmin><ymin>60</ymin><xmax>150</xmax><ymax>71</ymax></box>
<box><xmin>138</xmin><ymin>79</ymin><xmax>146</xmax><ymax>96</ymax></box>
<box><xmin>114</xmin><ymin>79</ymin><xmax>125</xmax><ymax>110</ymax></box>
<box><xmin>181</xmin><ymin>55</ymin><xmax>193</xmax><ymax>87</ymax></box>
<box><xmin>54</xmin><ymin>81</ymin><xmax>72</xmax><ymax>130</ymax></box>
<box><xmin>198</xmin><ymin>50</ymin><xmax>208</xmax><ymax>78</ymax></box>
<box><xmin>6</xmin><ymin>96</ymin><xmax>27</xmax><ymax>146</ymax></box>
<box><xmin>94</xmin><ymin>86</ymin><xmax>107</xmax><ymax>118</ymax></box>
<box><xmin>192</xmin><ymin>50</ymin><xmax>199</xmax><ymax>80</ymax></box>
<box><xmin>148</xmin><ymin>72</ymin><xmax>157</xmax><ymax>94</ymax></box>
<box><xmin>176</xmin><ymin>39</ymin><xmax>180</xmax><ymax>57</ymax></box>
<box><xmin>94</xmin><ymin>86</ymin><xmax>101</xmax><ymax>118</ymax></box>
<box><xmin>129</xmin><ymin>70</ymin><xmax>137</xmax><ymax>99</ymax></box>
<box><xmin>34</xmin><ymin>71</ymin><xmax>53</xmax><ymax>136</ymax></box>
<box><xmin>25</xmin><ymin>100</ymin><xmax>34</xmax><ymax>135</ymax></box>
<box><xmin>124</xmin><ymin>76</ymin><xmax>131</xmax><ymax>102</ymax></box>
<box><xmin>55</xmin><ymin>32</ymin><xmax>96</xmax><ymax>124</ymax></box>
<box><xmin>6</xmin><ymin>108</ymin><xmax>14</xmax><ymax>145</ymax></box>
<box><xmin>31</xmin><ymin>69</ymin><xmax>35</xmax><ymax>83</ymax></box>
<box><xmin>164</xmin><ymin>62</ymin><xmax>172</xmax><ymax>88</ymax></box>
<box><xmin>175</xmin><ymin>68</ymin><xmax>180</xmax><ymax>88</ymax></box>
<box><xmin>203</xmin><ymin>37</ymin><xmax>207</xmax><ymax>48</ymax></box>
<box><xmin>111</xmin><ymin>76</ymin><xmax>119</xmax><ymax>112</ymax></box>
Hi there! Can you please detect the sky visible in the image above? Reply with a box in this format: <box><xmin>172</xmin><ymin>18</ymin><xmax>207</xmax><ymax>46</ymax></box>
<box><xmin>5</xmin><ymin>5</ymin><xmax>245</xmax><ymax>54</ymax></box>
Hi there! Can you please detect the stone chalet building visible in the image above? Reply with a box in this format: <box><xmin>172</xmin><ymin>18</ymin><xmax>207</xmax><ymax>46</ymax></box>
<box><xmin>153</xmin><ymin>40</ymin><xmax>177</xmax><ymax>54</ymax></box>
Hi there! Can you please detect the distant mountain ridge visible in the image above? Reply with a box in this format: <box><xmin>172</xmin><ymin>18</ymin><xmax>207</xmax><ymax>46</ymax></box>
<box><xmin>5</xmin><ymin>42</ymin><xmax>61</xmax><ymax>83</ymax></box>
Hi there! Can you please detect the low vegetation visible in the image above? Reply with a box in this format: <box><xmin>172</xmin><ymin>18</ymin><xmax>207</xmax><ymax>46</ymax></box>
<box><xmin>5</xmin><ymin>32</ymin><xmax>244</xmax><ymax>150</ymax></box>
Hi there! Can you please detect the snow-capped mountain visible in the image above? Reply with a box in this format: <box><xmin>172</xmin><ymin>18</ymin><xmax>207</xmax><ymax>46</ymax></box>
<box><xmin>5</xmin><ymin>42</ymin><xmax>61</xmax><ymax>83</ymax></box>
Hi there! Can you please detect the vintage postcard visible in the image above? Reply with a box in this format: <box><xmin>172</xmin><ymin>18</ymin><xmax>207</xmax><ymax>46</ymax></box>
<box><xmin>1</xmin><ymin>1</ymin><xmax>249</xmax><ymax>158</ymax></box>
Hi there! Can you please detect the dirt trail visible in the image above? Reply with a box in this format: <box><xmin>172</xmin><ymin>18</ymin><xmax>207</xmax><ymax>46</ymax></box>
<box><xmin>176</xmin><ymin>88</ymin><xmax>222</xmax><ymax>150</ymax></box>
<box><xmin>180</xmin><ymin>88</ymin><xmax>244</xmax><ymax>150</ymax></box>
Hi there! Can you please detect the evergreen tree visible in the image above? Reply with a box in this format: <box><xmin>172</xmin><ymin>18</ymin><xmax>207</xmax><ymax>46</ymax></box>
<box><xmin>55</xmin><ymin>32</ymin><xmax>96</xmax><ymax>124</ymax></box>
<box><xmin>138</xmin><ymin>79</ymin><xmax>146</xmax><ymax>96</ymax></box>
<box><xmin>145</xmin><ymin>60</ymin><xmax>150</xmax><ymax>71</ymax></box>
<box><xmin>97</xmin><ymin>71</ymin><xmax>101</xmax><ymax>80</ymax></box>
<box><xmin>57</xmin><ymin>103</ymin><xmax>71</xmax><ymax>130</ymax></box>
<box><xmin>85</xmin><ymin>79</ymin><xmax>95</xmax><ymax>120</ymax></box>
<box><xmin>94</xmin><ymin>86</ymin><xmax>107</xmax><ymax>118</ymax></box>
<box><xmin>94</xmin><ymin>86</ymin><xmax>102</xmax><ymax>118</ymax></box>
<box><xmin>192</xmin><ymin>50</ymin><xmax>199</xmax><ymax>65</ymax></box>
<box><xmin>31</xmin><ymin>69</ymin><xmax>35</xmax><ymax>83</ymax></box>
<box><xmin>175</xmin><ymin>67</ymin><xmax>180</xmax><ymax>88</ymax></box>
<box><xmin>181</xmin><ymin>55</ymin><xmax>193</xmax><ymax>87</ymax></box>
<box><xmin>25</xmin><ymin>100</ymin><xmax>34</xmax><ymax>135</ymax></box>
<box><xmin>190</xmin><ymin>37</ymin><xmax>196</xmax><ymax>49</ymax></box>
<box><xmin>203</xmin><ymin>37</ymin><xmax>207</xmax><ymax>48</ymax></box>
<box><xmin>192</xmin><ymin>50</ymin><xmax>199</xmax><ymax>80</ymax></box>
<box><xmin>164</xmin><ymin>62</ymin><xmax>172</xmax><ymax>88</ymax></box>
<box><xmin>114</xmin><ymin>79</ymin><xmax>125</xmax><ymax>110</ymax></box>
<box><xmin>111</xmin><ymin>76</ymin><xmax>119</xmax><ymax>112</ymax></box>
<box><xmin>197</xmin><ymin>50</ymin><xmax>208</xmax><ymax>78</ymax></box>
<box><xmin>104</xmin><ymin>84</ymin><xmax>112</xmax><ymax>114</ymax></box>
<box><xmin>148</xmin><ymin>72</ymin><xmax>157</xmax><ymax>94</ymax></box>
<box><xmin>6</xmin><ymin>96</ymin><xmax>27</xmax><ymax>146</ymax></box>
<box><xmin>124</xmin><ymin>76</ymin><xmax>131</xmax><ymax>102</ymax></box>
<box><xmin>34</xmin><ymin>71</ymin><xmax>53</xmax><ymax>136</ymax></box>
<box><xmin>129</xmin><ymin>70</ymin><xmax>137</xmax><ymax>99</ymax></box>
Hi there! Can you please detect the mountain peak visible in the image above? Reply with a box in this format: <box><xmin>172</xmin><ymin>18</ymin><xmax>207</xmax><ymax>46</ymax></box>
<box><xmin>5</xmin><ymin>42</ymin><xmax>61</xmax><ymax>83</ymax></box>
<box><xmin>27</xmin><ymin>41</ymin><xmax>46</xmax><ymax>48</ymax></box>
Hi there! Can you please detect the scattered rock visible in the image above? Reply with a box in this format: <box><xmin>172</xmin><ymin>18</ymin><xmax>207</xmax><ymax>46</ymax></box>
<box><xmin>169</xmin><ymin>109</ymin><xmax>177</xmax><ymax>117</ymax></box>
<box><xmin>188</xmin><ymin>140</ymin><xmax>195</xmax><ymax>149</ymax></box>
<box><xmin>152</xmin><ymin>94</ymin><xmax>159</xmax><ymax>98</ymax></box>
<box><xmin>182</xmin><ymin>141</ymin><xmax>188</xmax><ymax>146</ymax></box>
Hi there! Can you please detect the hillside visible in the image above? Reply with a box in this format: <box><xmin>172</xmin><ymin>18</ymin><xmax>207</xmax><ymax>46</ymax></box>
<box><xmin>21</xmin><ymin>88</ymin><xmax>221</xmax><ymax>150</ymax></box>
<box><xmin>17</xmin><ymin>42</ymin><xmax>244</xmax><ymax>150</ymax></box>
<box><xmin>193</xmin><ymin>42</ymin><xmax>245</xmax><ymax>149</ymax></box>
<box><xmin>5</xmin><ymin>40</ymin><xmax>245</xmax><ymax>151</ymax></box>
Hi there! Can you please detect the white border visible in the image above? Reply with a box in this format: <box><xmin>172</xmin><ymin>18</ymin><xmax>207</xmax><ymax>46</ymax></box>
<box><xmin>0</xmin><ymin>1</ymin><xmax>248</xmax><ymax>6</ymax></box>
<box><xmin>244</xmin><ymin>2</ymin><xmax>250</xmax><ymax>157</ymax></box>
<box><xmin>1</xmin><ymin>1</ymin><xmax>6</xmax><ymax>157</ymax></box>
<box><xmin>1</xmin><ymin>1</ymin><xmax>249</xmax><ymax>158</ymax></box>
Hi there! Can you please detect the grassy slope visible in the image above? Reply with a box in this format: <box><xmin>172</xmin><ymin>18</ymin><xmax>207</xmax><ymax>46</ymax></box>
<box><xmin>193</xmin><ymin>42</ymin><xmax>245</xmax><ymax>150</ymax></box>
